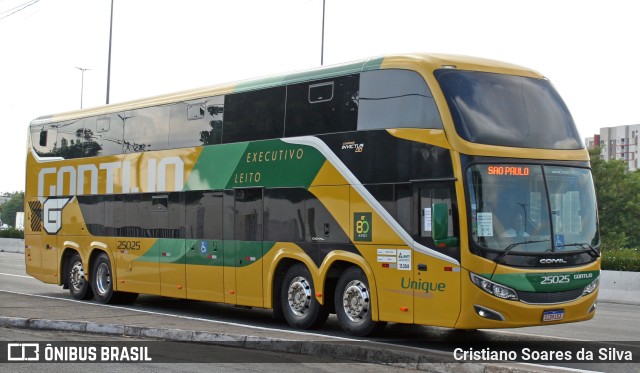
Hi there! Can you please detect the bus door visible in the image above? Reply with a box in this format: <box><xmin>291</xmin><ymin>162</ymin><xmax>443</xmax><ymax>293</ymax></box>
<box><xmin>411</xmin><ymin>182</ymin><xmax>461</xmax><ymax>326</ymax></box>
<box><xmin>223</xmin><ymin>188</ymin><xmax>264</xmax><ymax>307</ymax></box>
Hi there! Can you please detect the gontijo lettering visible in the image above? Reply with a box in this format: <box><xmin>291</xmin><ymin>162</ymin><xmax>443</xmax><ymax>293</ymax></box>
<box><xmin>37</xmin><ymin>156</ymin><xmax>184</xmax><ymax>199</ymax></box>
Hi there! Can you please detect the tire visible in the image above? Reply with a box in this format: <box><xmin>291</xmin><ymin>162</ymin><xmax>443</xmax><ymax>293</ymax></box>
<box><xmin>91</xmin><ymin>252</ymin><xmax>138</xmax><ymax>304</ymax></box>
<box><xmin>334</xmin><ymin>267</ymin><xmax>386</xmax><ymax>336</ymax></box>
<box><xmin>280</xmin><ymin>263</ymin><xmax>328</xmax><ymax>330</ymax></box>
<box><xmin>68</xmin><ymin>252</ymin><xmax>94</xmax><ymax>300</ymax></box>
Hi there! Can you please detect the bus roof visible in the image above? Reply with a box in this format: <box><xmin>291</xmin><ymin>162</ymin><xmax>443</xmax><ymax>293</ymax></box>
<box><xmin>31</xmin><ymin>53</ymin><xmax>543</xmax><ymax>126</ymax></box>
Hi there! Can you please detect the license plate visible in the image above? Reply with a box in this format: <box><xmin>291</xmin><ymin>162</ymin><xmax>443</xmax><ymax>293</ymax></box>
<box><xmin>542</xmin><ymin>309</ymin><xmax>564</xmax><ymax>322</ymax></box>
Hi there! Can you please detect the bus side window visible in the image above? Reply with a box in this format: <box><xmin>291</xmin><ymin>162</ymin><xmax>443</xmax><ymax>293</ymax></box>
<box><xmin>414</xmin><ymin>183</ymin><xmax>459</xmax><ymax>259</ymax></box>
<box><xmin>309</xmin><ymin>82</ymin><xmax>334</xmax><ymax>103</ymax></box>
<box><xmin>223</xmin><ymin>87</ymin><xmax>285</xmax><ymax>143</ymax></box>
<box><xmin>39</xmin><ymin>130</ymin><xmax>47</xmax><ymax>147</ymax></box>
<box><xmin>123</xmin><ymin>106</ymin><xmax>170</xmax><ymax>153</ymax></box>
<box><xmin>285</xmin><ymin>75</ymin><xmax>359</xmax><ymax>137</ymax></box>
<box><xmin>170</xmin><ymin>96</ymin><xmax>224</xmax><ymax>148</ymax></box>
<box><xmin>185</xmin><ymin>191</ymin><xmax>223</xmax><ymax>240</ymax></box>
<box><xmin>31</xmin><ymin>124</ymin><xmax>57</xmax><ymax>157</ymax></box>
<box><xmin>264</xmin><ymin>188</ymin><xmax>306</xmax><ymax>243</ymax></box>
<box><xmin>93</xmin><ymin>114</ymin><xmax>124</xmax><ymax>156</ymax></box>
<box><xmin>358</xmin><ymin>69</ymin><xmax>443</xmax><ymax>131</ymax></box>
<box><xmin>55</xmin><ymin>119</ymin><xmax>85</xmax><ymax>159</ymax></box>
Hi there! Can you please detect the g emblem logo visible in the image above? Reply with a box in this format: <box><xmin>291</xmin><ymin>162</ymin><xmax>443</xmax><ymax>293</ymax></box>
<box><xmin>43</xmin><ymin>197</ymin><xmax>71</xmax><ymax>234</ymax></box>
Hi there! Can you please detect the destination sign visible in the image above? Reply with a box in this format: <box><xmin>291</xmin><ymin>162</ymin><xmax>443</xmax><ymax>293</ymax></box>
<box><xmin>487</xmin><ymin>166</ymin><xmax>530</xmax><ymax>176</ymax></box>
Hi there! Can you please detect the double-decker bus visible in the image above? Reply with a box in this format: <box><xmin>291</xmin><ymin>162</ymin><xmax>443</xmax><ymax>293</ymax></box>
<box><xmin>25</xmin><ymin>53</ymin><xmax>600</xmax><ymax>336</ymax></box>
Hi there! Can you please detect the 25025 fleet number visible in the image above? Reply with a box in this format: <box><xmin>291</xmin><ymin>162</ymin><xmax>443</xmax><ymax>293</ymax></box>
<box><xmin>540</xmin><ymin>275</ymin><xmax>570</xmax><ymax>285</ymax></box>
<box><xmin>118</xmin><ymin>240</ymin><xmax>141</xmax><ymax>250</ymax></box>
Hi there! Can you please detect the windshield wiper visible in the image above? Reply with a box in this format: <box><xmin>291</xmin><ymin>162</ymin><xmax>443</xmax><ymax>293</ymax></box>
<box><xmin>493</xmin><ymin>239</ymin><xmax>550</xmax><ymax>264</ymax></box>
<box><xmin>560</xmin><ymin>243</ymin><xmax>600</xmax><ymax>258</ymax></box>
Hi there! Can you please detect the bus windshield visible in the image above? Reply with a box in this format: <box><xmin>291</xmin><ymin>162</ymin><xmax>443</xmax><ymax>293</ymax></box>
<box><xmin>467</xmin><ymin>164</ymin><xmax>599</xmax><ymax>256</ymax></box>
<box><xmin>435</xmin><ymin>70</ymin><xmax>583</xmax><ymax>150</ymax></box>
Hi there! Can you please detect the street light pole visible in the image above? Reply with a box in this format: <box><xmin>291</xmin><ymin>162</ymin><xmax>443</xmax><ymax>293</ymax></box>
<box><xmin>106</xmin><ymin>0</ymin><xmax>114</xmax><ymax>104</ymax></box>
<box><xmin>321</xmin><ymin>0</ymin><xmax>326</xmax><ymax>66</ymax></box>
<box><xmin>76</xmin><ymin>67</ymin><xmax>91</xmax><ymax>109</ymax></box>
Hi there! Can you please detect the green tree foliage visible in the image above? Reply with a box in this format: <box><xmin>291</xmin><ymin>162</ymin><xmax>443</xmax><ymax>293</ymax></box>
<box><xmin>589</xmin><ymin>147</ymin><xmax>640</xmax><ymax>250</ymax></box>
<box><xmin>0</xmin><ymin>192</ymin><xmax>24</xmax><ymax>228</ymax></box>
<box><xmin>0</xmin><ymin>227</ymin><xmax>24</xmax><ymax>239</ymax></box>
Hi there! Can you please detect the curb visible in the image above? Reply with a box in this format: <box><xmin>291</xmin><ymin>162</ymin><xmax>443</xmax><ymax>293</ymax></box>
<box><xmin>0</xmin><ymin>316</ymin><xmax>541</xmax><ymax>372</ymax></box>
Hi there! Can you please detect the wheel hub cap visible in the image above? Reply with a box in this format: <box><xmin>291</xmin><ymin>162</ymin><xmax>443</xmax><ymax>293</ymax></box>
<box><xmin>287</xmin><ymin>276</ymin><xmax>311</xmax><ymax>316</ymax></box>
<box><xmin>70</xmin><ymin>262</ymin><xmax>85</xmax><ymax>291</ymax></box>
<box><xmin>95</xmin><ymin>263</ymin><xmax>111</xmax><ymax>296</ymax></box>
<box><xmin>342</xmin><ymin>280</ymin><xmax>370</xmax><ymax>322</ymax></box>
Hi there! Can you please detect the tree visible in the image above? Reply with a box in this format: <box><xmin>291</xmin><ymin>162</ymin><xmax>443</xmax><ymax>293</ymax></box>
<box><xmin>589</xmin><ymin>147</ymin><xmax>640</xmax><ymax>249</ymax></box>
<box><xmin>0</xmin><ymin>192</ymin><xmax>24</xmax><ymax>228</ymax></box>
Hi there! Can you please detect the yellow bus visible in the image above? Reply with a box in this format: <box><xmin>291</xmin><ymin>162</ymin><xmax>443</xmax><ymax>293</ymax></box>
<box><xmin>24</xmin><ymin>53</ymin><xmax>600</xmax><ymax>336</ymax></box>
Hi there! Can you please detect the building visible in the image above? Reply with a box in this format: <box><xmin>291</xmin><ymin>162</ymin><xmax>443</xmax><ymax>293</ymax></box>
<box><xmin>585</xmin><ymin>124</ymin><xmax>640</xmax><ymax>172</ymax></box>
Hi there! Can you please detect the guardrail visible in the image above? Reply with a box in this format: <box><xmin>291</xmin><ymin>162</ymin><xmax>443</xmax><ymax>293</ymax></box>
<box><xmin>0</xmin><ymin>238</ymin><xmax>24</xmax><ymax>253</ymax></box>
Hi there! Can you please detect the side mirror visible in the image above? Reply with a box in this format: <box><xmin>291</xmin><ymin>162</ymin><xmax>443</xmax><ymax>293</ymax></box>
<box><xmin>432</xmin><ymin>202</ymin><xmax>458</xmax><ymax>247</ymax></box>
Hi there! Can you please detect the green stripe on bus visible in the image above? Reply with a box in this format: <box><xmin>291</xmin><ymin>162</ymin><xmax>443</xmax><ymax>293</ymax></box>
<box><xmin>184</xmin><ymin>142</ymin><xmax>248</xmax><ymax>191</ymax></box>
<box><xmin>491</xmin><ymin>271</ymin><xmax>599</xmax><ymax>292</ymax></box>
<box><xmin>226</xmin><ymin>139</ymin><xmax>326</xmax><ymax>189</ymax></box>
<box><xmin>233</xmin><ymin>57</ymin><xmax>384</xmax><ymax>93</ymax></box>
<box><xmin>185</xmin><ymin>139</ymin><xmax>326</xmax><ymax>190</ymax></box>
<box><xmin>136</xmin><ymin>239</ymin><xmax>275</xmax><ymax>268</ymax></box>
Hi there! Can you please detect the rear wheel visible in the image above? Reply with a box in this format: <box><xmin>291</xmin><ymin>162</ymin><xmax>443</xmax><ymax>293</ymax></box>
<box><xmin>91</xmin><ymin>252</ymin><xmax>138</xmax><ymax>304</ymax></box>
<box><xmin>335</xmin><ymin>267</ymin><xmax>386</xmax><ymax>336</ymax></box>
<box><xmin>68</xmin><ymin>252</ymin><xmax>93</xmax><ymax>300</ymax></box>
<box><xmin>280</xmin><ymin>263</ymin><xmax>328</xmax><ymax>330</ymax></box>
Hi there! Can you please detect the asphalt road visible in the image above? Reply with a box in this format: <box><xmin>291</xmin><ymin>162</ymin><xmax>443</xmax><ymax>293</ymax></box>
<box><xmin>1</xmin><ymin>251</ymin><xmax>639</xmax><ymax>372</ymax></box>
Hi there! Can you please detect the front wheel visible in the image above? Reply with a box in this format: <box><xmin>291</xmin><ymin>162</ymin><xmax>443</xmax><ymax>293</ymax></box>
<box><xmin>280</xmin><ymin>263</ymin><xmax>328</xmax><ymax>330</ymax></box>
<box><xmin>91</xmin><ymin>252</ymin><xmax>138</xmax><ymax>304</ymax></box>
<box><xmin>68</xmin><ymin>252</ymin><xmax>93</xmax><ymax>300</ymax></box>
<box><xmin>335</xmin><ymin>267</ymin><xmax>386</xmax><ymax>336</ymax></box>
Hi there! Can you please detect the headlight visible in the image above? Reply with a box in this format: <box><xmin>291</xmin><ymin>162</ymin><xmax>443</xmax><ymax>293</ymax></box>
<box><xmin>470</xmin><ymin>272</ymin><xmax>518</xmax><ymax>300</ymax></box>
<box><xmin>582</xmin><ymin>278</ymin><xmax>599</xmax><ymax>296</ymax></box>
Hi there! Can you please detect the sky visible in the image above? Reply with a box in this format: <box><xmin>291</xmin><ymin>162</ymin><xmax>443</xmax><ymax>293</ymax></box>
<box><xmin>1</xmin><ymin>0</ymin><xmax>638</xmax><ymax>193</ymax></box>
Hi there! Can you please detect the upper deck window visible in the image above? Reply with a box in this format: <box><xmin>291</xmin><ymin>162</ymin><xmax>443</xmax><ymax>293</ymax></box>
<box><xmin>435</xmin><ymin>70</ymin><xmax>582</xmax><ymax>150</ymax></box>
<box><xmin>285</xmin><ymin>75</ymin><xmax>359</xmax><ymax>137</ymax></box>
<box><xmin>358</xmin><ymin>69</ymin><xmax>443</xmax><ymax>131</ymax></box>
<box><xmin>224</xmin><ymin>86</ymin><xmax>286</xmax><ymax>142</ymax></box>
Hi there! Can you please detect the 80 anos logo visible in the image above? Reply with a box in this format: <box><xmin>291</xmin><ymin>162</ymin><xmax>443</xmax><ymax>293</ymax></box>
<box><xmin>354</xmin><ymin>213</ymin><xmax>372</xmax><ymax>242</ymax></box>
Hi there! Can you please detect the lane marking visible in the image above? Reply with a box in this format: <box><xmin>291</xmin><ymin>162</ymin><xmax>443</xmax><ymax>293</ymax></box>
<box><xmin>0</xmin><ymin>272</ymin><xmax>32</xmax><ymax>279</ymax></box>
<box><xmin>0</xmin><ymin>292</ymin><xmax>609</xmax><ymax>372</ymax></box>
<box><xmin>520</xmin><ymin>363</ymin><xmax>602</xmax><ymax>373</ymax></box>
<box><xmin>0</xmin><ymin>289</ymin><xmax>359</xmax><ymax>341</ymax></box>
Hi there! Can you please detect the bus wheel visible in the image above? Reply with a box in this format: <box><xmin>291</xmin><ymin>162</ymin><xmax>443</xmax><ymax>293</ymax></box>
<box><xmin>335</xmin><ymin>267</ymin><xmax>386</xmax><ymax>336</ymax></box>
<box><xmin>68</xmin><ymin>252</ymin><xmax>93</xmax><ymax>300</ymax></box>
<box><xmin>91</xmin><ymin>253</ymin><xmax>114</xmax><ymax>304</ymax></box>
<box><xmin>281</xmin><ymin>263</ymin><xmax>328</xmax><ymax>330</ymax></box>
<box><xmin>91</xmin><ymin>252</ymin><xmax>139</xmax><ymax>304</ymax></box>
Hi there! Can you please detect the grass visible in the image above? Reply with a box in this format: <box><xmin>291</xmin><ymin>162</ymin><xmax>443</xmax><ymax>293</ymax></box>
<box><xmin>601</xmin><ymin>248</ymin><xmax>640</xmax><ymax>272</ymax></box>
